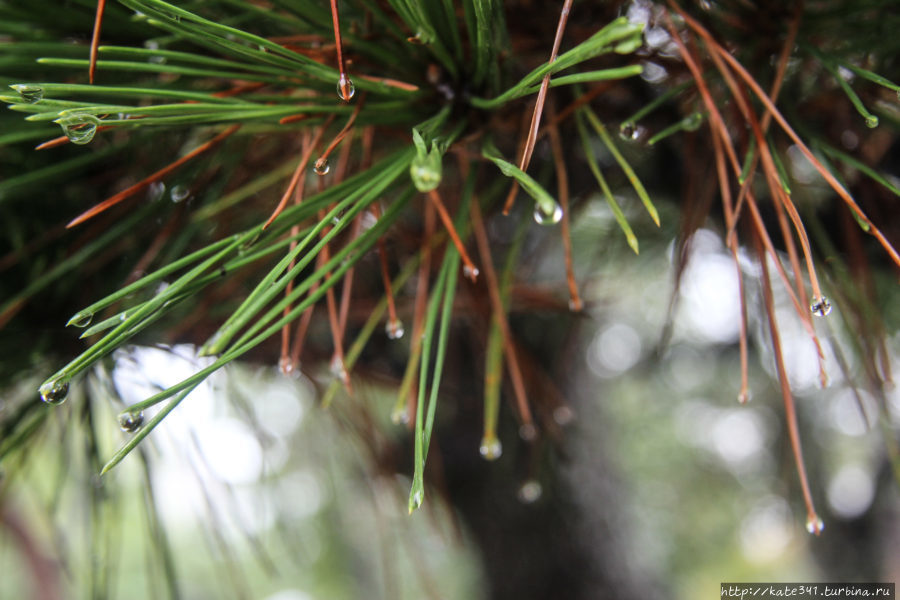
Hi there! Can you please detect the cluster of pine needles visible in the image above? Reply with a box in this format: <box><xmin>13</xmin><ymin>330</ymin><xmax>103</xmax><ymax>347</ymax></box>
<box><xmin>1</xmin><ymin>0</ymin><xmax>899</xmax><ymax>539</ymax></box>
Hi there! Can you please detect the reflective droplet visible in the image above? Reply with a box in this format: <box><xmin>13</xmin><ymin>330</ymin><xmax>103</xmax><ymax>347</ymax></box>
<box><xmin>39</xmin><ymin>379</ymin><xmax>69</xmax><ymax>405</ymax></box>
<box><xmin>313</xmin><ymin>158</ymin><xmax>330</xmax><ymax>176</ymax></box>
<box><xmin>279</xmin><ymin>355</ymin><xmax>295</xmax><ymax>376</ymax></box>
<box><xmin>390</xmin><ymin>405</ymin><xmax>410</xmax><ymax>425</ymax></box>
<box><xmin>55</xmin><ymin>113</ymin><xmax>101</xmax><ymax>145</ymax></box>
<box><xmin>170</xmin><ymin>184</ymin><xmax>189</xmax><ymax>203</ymax></box>
<box><xmin>330</xmin><ymin>355</ymin><xmax>348</xmax><ymax>381</ymax></box>
<box><xmin>553</xmin><ymin>405</ymin><xmax>574</xmax><ymax>426</ymax></box>
<box><xmin>619</xmin><ymin>121</ymin><xmax>639</xmax><ymax>141</ymax></box>
<box><xmin>67</xmin><ymin>311</ymin><xmax>93</xmax><ymax>328</ymax></box>
<box><xmin>517</xmin><ymin>480</ymin><xmax>543</xmax><ymax>504</ymax></box>
<box><xmin>148</xmin><ymin>181</ymin><xmax>165</xmax><ymax>200</ymax></box>
<box><xmin>738</xmin><ymin>389</ymin><xmax>750</xmax><ymax>404</ymax></box>
<box><xmin>386</xmin><ymin>319</ymin><xmax>405</xmax><ymax>340</ymax></box>
<box><xmin>410</xmin><ymin>489</ymin><xmax>424</xmax><ymax>510</ymax></box>
<box><xmin>336</xmin><ymin>74</ymin><xmax>355</xmax><ymax>101</ymax></box>
<box><xmin>568</xmin><ymin>297</ymin><xmax>584</xmax><ymax>312</ymax></box>
<box><xmin>117</xmin><ymin>410</ymin><xmax>144</xmax><ymax>433</ymax></box>
<box><xmin>683</xmin><ymin>112</ymin><xmax>704</xmax><ymax>131</ymax></box>
<box><xmin>479</xmin><ymin>437</ymin><xmax>502</xmax><ymax>460</ymax></box>
<box><xmin>806</xmin><ymin>514</ymin><xmax>825</xmax><ymax>535</ymax></box>
<box><xmin>533</xmin><ymin>202</ymin><xmax>563</xmax><ymax>225</ymax></box>
<box><xmin>11</xmin><ymin>84</ymin><xmax>43</xmax><ymax>103</ymax></box>
<box><xmin>865</xmin><ymin>115</ymin><xmax>879</xmax><ymax>128</ymax></box>
<box><xmin>810</xmin><ymin>296</ymin><xmax>832</xmax><ymax>317</ymax></box>
<box><xmin>700</xmin><ymin>0</ymin><xmax>713</xmax><ymax>10</ymax></box>
<box><xmin>463</xmin><ymin>264</ymin><xmax>480</xmax><ymax>281</ymax></box>
<box><xmin>519</xmin><ymin>423</ymin><xmax>538</xmax><ymax>442</ymax></box>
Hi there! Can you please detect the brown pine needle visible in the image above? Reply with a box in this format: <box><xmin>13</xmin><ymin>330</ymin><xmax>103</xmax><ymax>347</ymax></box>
<box><xmin>329</xmin><ymin>0</ymin><xmax>354</xmax><ymax>101</ymax></box>
<box><xmin>67</xmin><ymin>124</ymin><xmax>240</xmax><ymax>228</ymax></box>
<box><xmin>470</xmin><ymin>199</ymin><xmax>534</xmax><ymax>430</ymax></box>
<box><xmin>370</xmin><ymin>202</ymin><xmax>401</xmax><ymax>334</ymax></box>
<box><xmin>546</xmin><ymin>102</ymin><xmax>582</xmax><ymax>311</ymax></box>
<box><xmin>755</xmin><ymin>232</ymin><xmax>823</xmax><ymax>535</ymax></box>
<box><xmin>263</xmin><ymin>117</ymin><xmax>333</xmax><ymax>230</ymax></box>
<box><xmin>313</xmin><ymin>93</ymin><xmax>365</xmax><ymax>175</ymax></box>
<box><xmin>356</xmin><ymin>73</ymin><xmax>419</xmax><ymax>92</ymax></box>
<box><xmin>711</xmin><ymin>131</ymin><xmax>750</xmax><ymax>402</ymax></box>
<box><xmin>427</xmin><ymin>189</ymin><xmax>479</xmax><ymax>282</ymax></box>
<box><xmin>280</xmin><ymin>134</ymin><xmax>312</xmax><ymax>375</ymax></box>
<box><xmin>502</xmin><ymin>0</ymin><xmax>572</xmax><ymax>215</ymax></box>
<box><xmin>89</xmin><ymin>0</ymin><xmax>106</xmax><ymax>83</ymax></box>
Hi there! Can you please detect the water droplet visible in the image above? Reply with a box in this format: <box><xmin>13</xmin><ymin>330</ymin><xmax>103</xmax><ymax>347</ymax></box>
<box><xmin>148</xmin><ymin>181</ymin><xmax>166</xmax><ymax>200</ymax></box>
<box><xmin>683</xmin><ymin>112</ymin><xmax>704</xmax><ymax>131</ymax></box>
<box><xmin>805</xmin><ymin>514</ymin><xmax>824</xmax><ymax>535</ymax></box>
<box><xmin>865</xmin><ymin>115</ymin><xmax>879</xmax><ymax>128</ymax></box>
<box><xmin>462</xmin><ymin>264</ymin><xmax>480</xmax><ymax>281</ymax></box>
<box><xmin>313</xmin><ymin>158</ymin><xmax>330</xmax><ymax>176</ymax></box>
<box><xmin>117</xmin><ymin>410</ymin><xmax>144</xmax><ymax>433</ymax></box>
<box><xmin>11</xmin><ymin>84</ymin><xmax>43</xmax><ymax>103</ymax></box>
<box><xmin>700</xmin><ymin>0</ymin><xmax>714</xmax><ymax>10</ymax></box>
<box><xmin>55</xmin><ymin>113</ymin><xmax>101</xmax><ymax>145</ymax></box>
<box><xmin>336</xmin><ymin>74</ymin><xmax>355</xmax><ymax>101</ymax></box>
<box><xmin>386</xmin><ymin>319</ymin><xmax>405</xmax><ymax>340</ymax></box>
<box><xmin>479</xmin><ymin>437</ymin><xmax>502</xmax><ymax>460</ymax></box>
<box><xmin>170</xmin><ymin>184</ymin><xmax>189</xmax><ymax>203</ymax></box>
<box><xmin>330</xmin><ymin>355</ymin><xmax>348</xmax><ymax>381</ymax></box>
<box><xmin>279</xmin><ymin>355</ymin><xmax>295</xmax><ymax>376</ymax></box>
<box><xmin>620</xmin><ymin>121</ymin><xmax>639</xmax><ymax>141</ymax></box>
<box><xmin>39</xmin><ymin>379</ymin><xmax>69</xmax><ymax>405</ymax></box>
<box><xmin>738</xmin><ymin>389</ymin><xmax>751</xmax><ymax>404</ymax></box>
<box><xmin>553</xmin><ymin>405</ymin><xmax>574</xmax><ymax>426</ymax></box>
<box><xmin>390</xmin><ymin>405</ymin><xmax>410</xmax><ymax>425</ymax></box>
<box><xmin>519</xmin><ymin>423</ymin><xmax>538</xmax><ymax>441</ymax></box>
<box><xmin>533</xmin><ymin>202</ymin><xmax>563</xmax><ymax>225</ymax></box>
<box><xmin>517</xmin><ymin>480</ymin><xmax>543</xmax><ymax>504</ymax></box>
<box><xmin>568</xmin><ymin>297</ymin><xmax>584</xmax><ymax>312</ymax></box>
<box><xmin>810</xmin><ymin>296</ymin><xmax>832</xmax><ymax>317</ymax></box>
<box><xmin>67</xmin><ymin>311</ymin><xmax>93</xmax><ymax>328</ymax></box>
<box><xmin>410</xmin><ymin>489</ymin><xmax>424</xmax><ymax>509</ymax></box>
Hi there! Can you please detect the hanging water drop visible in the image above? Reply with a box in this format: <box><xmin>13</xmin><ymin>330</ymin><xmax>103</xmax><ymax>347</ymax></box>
<box><xmin>39</xmin><ymin>379</ymin><xmax>69</xmax><ymax>405</ymax></box>
<box><xmin>517</xmin><ymin>480</ymin><xmax>543</xmax><ymax>504</ymax></box>
<box><xmin>519</xmin><ymin>423</ymin><xmax>538</xmax><ymax>442</ymax></box>
<box><xmin>336</xmin><ymin>73</ymin><xmax>355</xmax><ymax>102</ymax></box>
<box><xmin>568</xmin><ymin>297</ymin><xmax>584</xmax><ymax>312</ymax></box>
<box><xmin>390</xmin><ymin>405</ymin><xmax>410</xmax><ymax>425</ymax></box>
<box><xmin>533</xmin><ymin>202</ymin><xmax>563</xmax><ymax>225</ymax></box>
<box><xmin>313</xmin><ymin>158</ymin><xmax>330</xmax><ymax>176</ymax></box>
<box><xmin>170</xmin><ymin>184</ymin><xmax>189</xmax><ymax>203</ymax></box>
<box><xmin>55</xmin><ymin>113</ymin><xmax>101</xmax><ymax>145</ymax></box>
<box><xmin>553</xmin><ymin>405</ymin><xmax>574</xmax><ymax>426</ymax></box>
<box><xmin>865</xmin><ymin>115</ymin><xmax>879</xmax><ymax>128</ymax></box>
<box><xmin>410</xmin><ymin>489</ymin><xmax>424</xmax><ymax>510</ymax></box>
<box><xmin>148</xmin><ymin>181</ymin><xmax>166</xmax><ymax>200</ymax></box>
<box><xmin>118</xmin><ymin>410</ymin><xmax>144</xmax><ymax>433</ymax></box>
<box><xmin>330</xmin><ymin>355</ymin><xmax>348</xmax><ymax>381</ymax></box>
<box><xmin>463</xmin><ymin>264</ymin><xmax>480</xmax><ymax>281</ymax></box>
<box><xmin>385</xmin><ymin>319</ymin><xmax>405</xmax><ymax>340</ymax></box>
<box><xmin>67</xmin><ymin>311</ymin><xmax>93</xmax><ymax>328</ymax></box>
<box><xmin>11</xmin><ymin>84</ymin><xmax>43</xmax><ymax>103</ymax></box>
<box><xmin>479</xmin><ymin>437</ymin><xmax>503</xmax><ymax>460</ymax></box>
<box><xmin>805</xmin><ymin>514</ymin><xmax>825</xmax><ymax>535</ymax></box>
<box><xmin>737</xmin><ymin>389</ymin><xmax>751</xmax><ymax>404</ymax></box>
<box><xmin>810</xmin><ymin>296</ymin><xmax>832</xmax><ymax>317</ymax></box>
<box><xmin>619</xmin><ymin>122</ymin><xmax>639</xmax><ymax>141</ymax></box>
